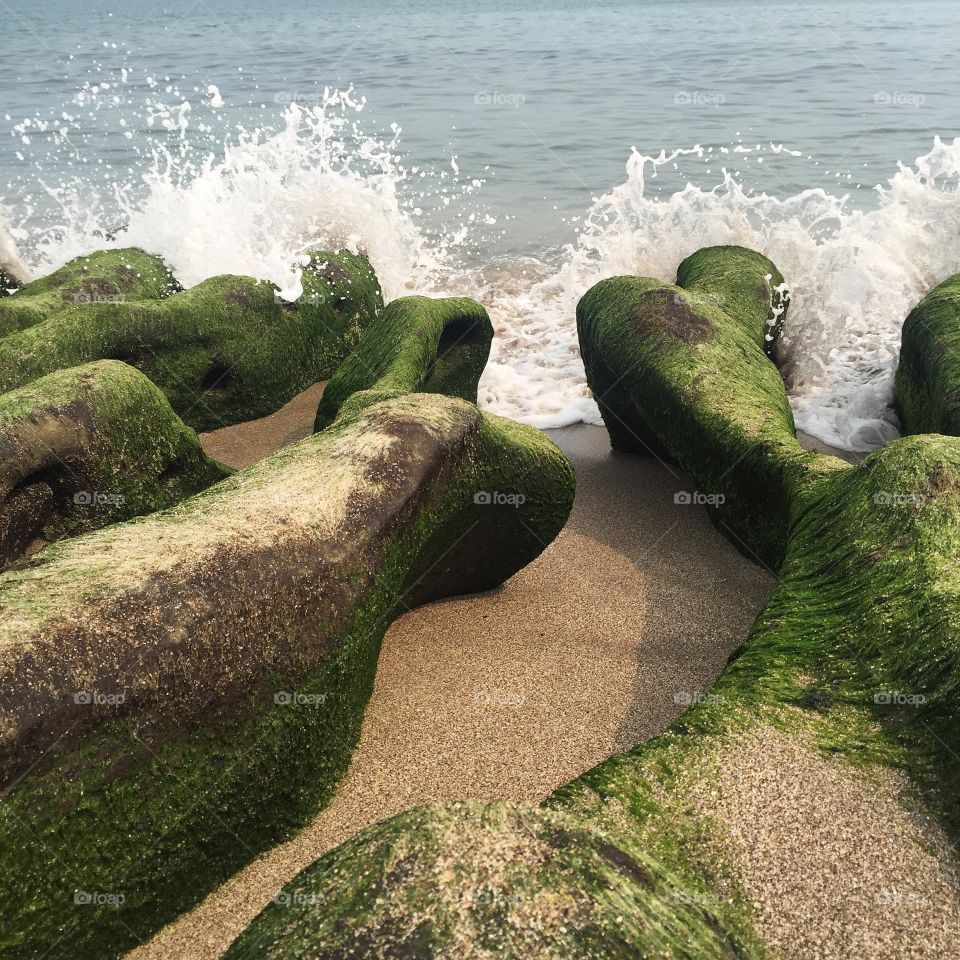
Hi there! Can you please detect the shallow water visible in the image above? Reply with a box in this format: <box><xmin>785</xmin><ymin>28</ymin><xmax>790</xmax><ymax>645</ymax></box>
<box><xmin>2</xmin><ymin>0</ymin><xmax>960</xmax><ymax>449</ymax></box>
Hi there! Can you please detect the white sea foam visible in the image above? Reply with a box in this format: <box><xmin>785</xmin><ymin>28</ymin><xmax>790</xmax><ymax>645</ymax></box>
<box><xmin>476</xmin><ymin>139</ymin><xmax>960</xmax><ymax>450</ymax></box>
<box><xmin>0</xmin><ymin>208</ymin><xmax>30</xmax><ymax>287</ymax></box>
<box><xmin>5</xmin><ymin>87</ymin><xmax>960</xmax><ymax>452</ymax></box>
<box><xmin>14</xmin><ymin>88</ymin><xmax>455</xmax><ymax>302</ymax></box>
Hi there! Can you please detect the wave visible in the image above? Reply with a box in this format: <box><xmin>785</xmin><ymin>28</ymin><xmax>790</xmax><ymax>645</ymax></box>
<box><xmin>4</xmin><ymin>86</ymin><xmax>960</xmax><ymax>452</ymax></box>
<box><xmin>476</xmin><ymin>139</ymin><xmax>960</xmax><ymax>450</ymax></box>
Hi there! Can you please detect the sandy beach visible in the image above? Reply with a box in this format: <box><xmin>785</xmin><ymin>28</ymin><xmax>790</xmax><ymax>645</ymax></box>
<box><xmin>127</xmin><ymin>401</ymin><xmax>773</xmax><ymax>960</ymax></box>
<box><xmin>5</xmin><ymin>6</ymin><xmax>960</xmax><ymax>956</ymax></box>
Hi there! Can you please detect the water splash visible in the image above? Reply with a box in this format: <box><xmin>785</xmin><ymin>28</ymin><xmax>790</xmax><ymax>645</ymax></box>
<box><xmin>0</xmin><ymin>208</ymin><xmax>29</xmax><ymax>286</ymax></box>
<box><xmin>476</xmin><ymin>138</ymin><xmax>960</xmax><ymax>451</ymax></box>
<box><xmin>8</xmin><ymin>87</ymin><xmax>464</xmax><ymax>302</ymax></box>
<box><xmin>4</xmin><ymin>78</ymin><xmax>960</xmax><ymax>452</ymax></box>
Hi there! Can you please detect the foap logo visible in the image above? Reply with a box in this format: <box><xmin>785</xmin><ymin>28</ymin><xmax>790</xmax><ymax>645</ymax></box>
<box><xmin>673</xmin><ymin>691</ymin><xmax>724</xmax><ymax>707</ymax></box>
<box><xmin>876</xmin><ymin>888</ymin><xmax>927</xmax><ymax>906</ymax></box>
<box><xmin>273</xmin><ymin>890</ymin><xmax>326</xmax><ymax>907</ymax></box>
<box><xmin>273</xmin><ymin>691</ymin><xmax>328</xmax><ymax>707</ymax></box>
<box><xmin>273</xmin><ymin>91</ymin><xmax>326</xmax><ymax>107</ymax></box>
<box><xmin>73</xmin><ymin>890</ymin><xmax>125</xmax><ymax>906</ymax></box>
<box><xmin>671</xmin><ymin>889</ymin><xmax>726</xmax><ymax>908</ymax></box>
<box><xmin>73</xmin><ymin>292</ymin><xmax>125</xmax><ymax>305</ymax></box>
<box><xmin>674</xmin><ymin>491</ymin><xmax>726</xmax><ymax>507</ymax></box>
<box><xmin>673</xmin><ymin>291</ymin><xmax>723</xmax><ymax>308</ymax></box>
<box><xmin>73</xmin><ymin>491</ymin><xmax>125</xmax><ymax>507</ymax></box>
<box><xmin>674</xmin><ymin>90</ymin><xmax>726</xmax><ymax>107</ymax></box>
<box><xmin>872</xmin><ymin>491</ymin><xmax>926</xmax><ymax>507</ymax></box>
<box><xmin>274</xmin><ymin>291</ymin><xmax>326</xmax><ymax>308</ymax></box>
<box><xmin>73</xmin><ymin>690</ymin><xmax>126</xmax><ymax>706</ymax></box>
<box><xmin>73</xmin><ymin>85</ymin><xmax>128</xmax><ymax>110</ymax></box>
<box><xmin>474</xmin><ymin>491</ymin><xmax>526</xmax><ymax>508</ymax></box>
<box><xmin>874</xmin><ymin>91</ymin><xmax>925</xmax><ymax>108</ymax></box>
<box><xmin>474</xmin><ymin>689</ymin><xmax>525</xmax><ymax>707</ymax></box>
<box><xmin>874</xmin><ymin>691</ymin><xmax>926</xmax><ymax>706</ymax></box>
<box><xmin>474</xmin><ymin>889</ymin><xmax>524</xmax><ymax>907</ymax></box>
<box><xmin>474</xmin><ymin>91</ymin><xmax>526</xmax><ymax>108</ymax></box>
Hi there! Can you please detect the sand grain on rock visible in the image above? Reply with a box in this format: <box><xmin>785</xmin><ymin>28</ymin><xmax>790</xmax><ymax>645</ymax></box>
<box><xmin>127</xmin><ymin>423</ymin><xmax>771</xmax><ymax>960</ymax></box>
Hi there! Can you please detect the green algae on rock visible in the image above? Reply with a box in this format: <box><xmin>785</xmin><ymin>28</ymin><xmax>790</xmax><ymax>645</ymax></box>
<box><xmin>576</xmin><ymin>246</ymin><xmax>960</xmax><ymax>763</ymax></box>
<box><xmin>674</xmin><ymin>244</ymin><xmax>789</xmax><ymax>353</ymax></box>
<box><xmin>224</xmin><ymin>800</ymin><xmax>766</xmax><ymax>960</ymax></box>
<box><xmin>0</xmin><ymin>360</ymin><xmax>228</xmax><ymax>566</ymax></box>
<box><xmin>895</xmin><ymin>272</ymin><xmax>960</xmax><ymax>436</ymax></box>
<box><xmin>577</xmin><ymin>245</ymin><xmax>815</xmax><ymax>569</ymax></box>
<box><xmin>314</xmin><ymin>295</ymin><xmax>493</xmax><ymax>431</ymax></box>
<box><xmin>0</xmin><ymin>248</ymin><xmax>179</xmax><ymax>337</ymax></box>
<box><xmin>229</xmin><ymin>428</ymin><xmax>960</xmax><ymax>960</ymax></box>
<box><xmin>0</xmin><ymin>250</ymin><xmax>383</xmax><ymax>431</ymax></box>
<box><xmin>226</xmin><ymin>251</ymin><xmax>960</xmax><ymax>960</ymax></box>
<box><xmin>0</xmin><ymin>392</ymin><xmax>574</xmax><ymax>960</ymax></box>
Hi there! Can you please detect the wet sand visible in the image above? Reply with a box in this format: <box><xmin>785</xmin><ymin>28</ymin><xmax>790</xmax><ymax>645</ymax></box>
<box><xmin>130</xmin><ymin>409</ymin><xmax>773</xmax><ymax>959</ymax></box>
<box><xmin>198</xmin><ymin>382</ymin><xmax>326</xmax><ymax>469</ymax></box>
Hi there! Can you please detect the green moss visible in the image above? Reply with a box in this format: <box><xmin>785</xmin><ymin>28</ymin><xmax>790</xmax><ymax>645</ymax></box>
<box><xmin>225</xmin><ymin>248</ymin><xmax>960</xmax><ymax>960</ymax></box>
<box><xmin>551</xmin><ymin>415</ymin><xmax>960</xmax><ymax>847</ymax></box>
<box><xmin>0</xmin><ymin>249</ymin><xmax>178</xmax><ymax>337</ymax></box>
<box><xmin>314</xmin><ymin>295</ymin><xmax>493</xmax><ymax>431</ymax></box>
<box><xmin>0</xmin><ymin>250</ymin><xmax>383</xmax><ymax>431</ymax></box>
<box><xmin>0</xmin><ymin>360</ymin><xmax>228</xmax><ymax>564</ymax></box>
<box><xmin>675</xmin><ymin>245</ymin><xmax>789</xmax><ymax>352</ymax></box>
<box><xmin>895</xmin><ymin>273</ymin><xmax>960</xmax><ymax>435</ymax></box>
<box><xmin>0</xmin><ymin>394</ymin><xmax>574</xmax><ymax>960</ymax></box>
<box><xmin>225</xmin><ymin>799</ymin><xmax>770</xmax><ymax>960</ymax></box>
<box><xmin>576</xmin><ymin>246</ymin><xmax>828</xmax><ymax>569</ymax></box>
<box><xmin>0</xmin><ymin>544</ymin><xmax>402</xmax><ymax>958</ymax></box>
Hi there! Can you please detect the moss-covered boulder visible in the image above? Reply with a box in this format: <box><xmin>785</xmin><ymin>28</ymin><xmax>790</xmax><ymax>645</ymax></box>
<box><xmin>0</xmin><ymin>360</ymin><xmax>228</xmax><ymax>565</ymax></box>
<box><xmin>741</xmin><ymin>434</ymin><xmax>960</xmax><ymax>747</ymax></box>
<box><xmin>228</xmin><ymin>249</ymin><xmax>960</xmax><ymax>960</ymax></box>
<box><xmin>225</xmin><ymin>801</ymin><xmax>764</xmax><ymax>960</ymax></box>
<box><xmin>0</xmin><ymin>392</ymin><xmax>574</xmax><ymax>960</ymax></box>
<box><xmin>674</xmin><ymin>245</ymin><xmax>789</xmax><ymax>353</ymax></box>
<box><xmin>0</xmin><ymin>250</ymin><xmax>383</xmax><ymax>431</ymax></box>
<box><xmin>895</xmin><ymin>273</ymin><xmax>960</xmax><ymax>436</ymax></box>
<box><xmin>0</xmin><ymin>248</ymin><xmax>178</xmax><ymax>336</ymax></box>
<box><xmin>577</xmin><ymin>245</ymin><xmax>812</xmax><ymax>569</ymax></box>
<box><xmin>314</xmin><ymin>295</ymin><xmax>493</xmax><ymax>431</ymax></box>
<box><xmin>229</xmin><ymin>404</ymin><xmax>960</xmax><ymax>960</ymax></box>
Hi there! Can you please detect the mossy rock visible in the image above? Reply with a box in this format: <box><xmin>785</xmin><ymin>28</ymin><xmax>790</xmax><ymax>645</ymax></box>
<box><xmin>577</xmin><ymin>245</ymin><xmax>817</xmax><ymax>569</ymax></box>
<box><xmin>0</xmin><ymin>392</ymin><xmax>574</xmax><ymax>960</ymax></box>
<box><xmin>675</xmin><ymin>244</ymin><xmax>789</xmax><ymax>353</ymax></box>
<box><xmin>226</xmin><ymin>801</ymin><xmax>763</xmax><ymax>960</ymax></box>
<box><xmin>229</xmin><ymin>250</ymin><xmax>960</xmax><ymax>960</ymax></box>
<box><xmin>738</xmin><ymin>434</ymin><xmax>960</xmax><ymax>750</ymax></box>
<box><xmin>0</xmin><ymin>250</ymin><xmax>383</xmax><ymax>431</ymax></box>
<box><xmin>895</xmin><ymin>273</ymin><xmax>960</xmax><ymax>436</ymax></box>
<box><xmin>0</xmin><ymin>249</ymin><xmax>178</xmax><ymax>336</ymax></box>
<box><xmin>0</xmin><ymin>360</ymin><xmax>228</xmax><ymax>565</ymax></box>
<box><xmin>231</xmin><ymin>398</ymin><xmax>960</xmax><ymax>960</ymax></box>
<box><xmin>0</xmin><ymin>269</ymin><xmax>21</xmax><ymax>297</ymax></box>
<box><xmin>314</xmin><ymin>295</ymin><xmax>493</xmax><ymax>431</ymax></box>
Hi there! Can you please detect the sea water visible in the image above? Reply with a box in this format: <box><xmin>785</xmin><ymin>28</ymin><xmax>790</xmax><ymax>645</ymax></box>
<box><xmin>2</xmin><ymin>0</ymin><xmax>960</xmax><ymax>451</ymax></box>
